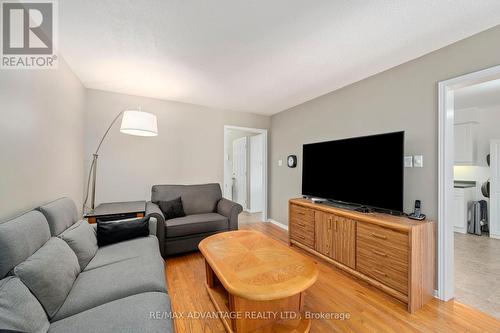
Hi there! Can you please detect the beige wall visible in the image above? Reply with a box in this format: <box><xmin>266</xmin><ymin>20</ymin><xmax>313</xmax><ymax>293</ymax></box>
<box><xmin>85</xmin><ymin>89</ymin><xmax>270</xmax><ymax>205</ymax></box>
<box><xmin>270</xmin><ymin>25</ymin><xmax>500</xmax><ymax>224</ymax></box>
<box><xmin>0</xmin><ymin>59</ymin><xmax>86</xmax><ymax>220</ymax></box>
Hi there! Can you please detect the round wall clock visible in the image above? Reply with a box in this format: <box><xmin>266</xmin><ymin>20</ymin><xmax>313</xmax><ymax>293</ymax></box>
<box><xmin>287</xmin><ymin>155</ymin><xmax>297</xmax><ymax>168</ymax></box>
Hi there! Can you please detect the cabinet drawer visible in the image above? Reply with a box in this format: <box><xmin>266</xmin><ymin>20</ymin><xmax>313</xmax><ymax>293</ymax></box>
<box><xmin>290</xmin><ymin>217</ymin><xmax>314</xmax><ymax>233</ymax></box>
<box><xmin>290</xmin><ymin>204</ymin><xmax>315</xmax><ymax>222</ymax></box>
<box><xmin>290</xmin><ymin>224</ymin><xmax>314</xmax><ymax>248</ymax></box>
<box><xmin>357</xmin><ymin>257</ymin><xmax>408</xmax><ymax>294</ymax></box>
<box><xmin>290</xmin><ymin>231</ymin><xmax>314</xmax><ymax>248</ymax></box>
<box><xmin>357</xmin><ymin>243</ymin><xmax>407</xmax><ymax>274</ymax></box>
<box><xmin>357</xmin><ymin>223</ymin><xmax>408</xmax><ymax>255</ymax></box>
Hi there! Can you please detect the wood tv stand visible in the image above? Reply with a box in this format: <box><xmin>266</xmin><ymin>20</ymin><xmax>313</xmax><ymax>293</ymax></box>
<box><xmin>288</xmin><ymin>198</ymin><xmax>435</xmax><ymax>313</ymax></box>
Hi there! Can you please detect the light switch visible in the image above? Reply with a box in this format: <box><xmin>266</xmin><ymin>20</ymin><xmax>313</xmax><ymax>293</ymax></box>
<box><xmin>404</xmin><ymin>156</ymin><xmax>413</xmax><ymax>168</ymax></box>
<box><xmin>414</xmin><ymin>155</ymin><xmax>423</xmax><ymax>168</ymax></box>
<box><xmin>278</xmin><ymin>159</ymin><xmax>283</xmax><ymax>167</ymax></box>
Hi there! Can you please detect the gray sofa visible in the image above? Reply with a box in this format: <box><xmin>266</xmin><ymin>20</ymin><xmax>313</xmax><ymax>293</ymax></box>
<box><xmin>146</xmin><ymin>183</ymin><xmax>243</xmax><ymax>257</ymax></box>
<box><xmin>0</xmin><ymin>197</ymin><xmax>173</xmax><ymax>333</ymax></box>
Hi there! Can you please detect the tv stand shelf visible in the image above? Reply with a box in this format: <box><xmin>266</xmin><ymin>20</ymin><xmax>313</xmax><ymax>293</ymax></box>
<box><xmin>288</xmin><ymin>198</ymin><xmax>435</xmax><ymax>313</ymax></box>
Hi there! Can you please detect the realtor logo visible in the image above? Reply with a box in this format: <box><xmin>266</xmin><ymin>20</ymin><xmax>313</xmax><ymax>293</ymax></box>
<box><xmin>1</xmin><ymin>0</ymin><xmax>58</xmax><ymax>69</ymax></box>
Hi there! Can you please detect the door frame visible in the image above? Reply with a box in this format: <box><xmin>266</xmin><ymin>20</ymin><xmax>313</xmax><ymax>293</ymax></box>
<box><xmin>490</xmin><ymin>140</ymin><xmax>500</xmax><ymax>239</ymax></box>
<box><xmin>437</xmin><ymin>64</ymin><xmax>500</xmax><ymax>301</ymax></box>
<box><xmin>224</xmin><ymin>125</ymin><xmax>268</xmax><ymax>221</ymax></box>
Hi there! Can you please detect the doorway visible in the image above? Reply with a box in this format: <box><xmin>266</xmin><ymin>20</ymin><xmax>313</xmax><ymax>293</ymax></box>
<box><xmin>223</xmin><ymin>126</ymin><xmax>268</xmax><ymax>222</ymax></box>
<box><xmin>438</xmin><ymin>65</ymin><xmax>500</xmax><ymax>318</ymax></box>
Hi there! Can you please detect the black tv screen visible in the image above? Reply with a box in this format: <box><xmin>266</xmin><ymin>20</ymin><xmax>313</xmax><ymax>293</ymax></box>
<box><xmin>302</xmin><ymin>131</ymin><xmax>404</xmax><ymax>213</ymax></box>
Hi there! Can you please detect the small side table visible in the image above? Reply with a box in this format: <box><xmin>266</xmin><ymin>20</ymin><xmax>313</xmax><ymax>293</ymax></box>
<box><xmin>84</xmin><ymin>201</ymin><xmax>146</xmax><ymax>224</ymax></box>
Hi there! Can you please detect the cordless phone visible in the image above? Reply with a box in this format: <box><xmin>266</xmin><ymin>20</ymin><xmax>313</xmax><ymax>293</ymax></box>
<box><xmin>408</xmin><ymin>200</ymin><xmax>426</xmax><ymax>220</ymax></box>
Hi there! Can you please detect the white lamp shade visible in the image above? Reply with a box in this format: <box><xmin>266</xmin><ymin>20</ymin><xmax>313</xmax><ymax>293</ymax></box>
<box><xmin>120</xmin><ymin>110</ymin><xmax>158</xmax><ymax>137</ymax></box>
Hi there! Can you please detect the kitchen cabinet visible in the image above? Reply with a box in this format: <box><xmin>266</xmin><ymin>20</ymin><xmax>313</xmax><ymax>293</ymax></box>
<box><xmin>454</xmin><ymin>122</ymin><xmax>476</xmax><ymax>165</ymax></box>
<box><xmin>453</xmin><ymin>187</ymin><xmax>474</xmax><ymax>233</ymax></box>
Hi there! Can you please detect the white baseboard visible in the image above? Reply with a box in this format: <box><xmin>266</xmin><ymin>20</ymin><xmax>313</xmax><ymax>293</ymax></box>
<box><xmin>489</xmin><ymin>233</ymin><xmax>500</xmax><ymax>240</ymax></box>
<box><xmin>453</xmin><ymin>227</ymin><xmax>466</xmax><ymax>234</ymax></box>
<box><xmin>433</xmin><ymin>289</ymin><xmax>439</xmax><ymax>298</ymax></box>
<box><xmin>267</xmin><ymin>219</ymin><xmax>288</xmax><ymax>231</ymax></box>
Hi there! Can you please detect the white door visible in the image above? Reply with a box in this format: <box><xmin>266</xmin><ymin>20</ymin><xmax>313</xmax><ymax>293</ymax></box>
<box><xmin>249</xmin><ymin>134</ymin><xmax>264</xmax><ymax>213</ymax></box>
<box><xmin>233</xmin><ymin>137</ymin><xmax>248</xmax><ymax>209</ymax></box>
<box><xmin>490</xmin><ymin>140</ymin><xmax>500</xmax><ymax>238</ymax></box>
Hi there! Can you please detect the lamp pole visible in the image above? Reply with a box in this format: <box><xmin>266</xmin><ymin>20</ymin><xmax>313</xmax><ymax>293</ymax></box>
<box><xmin>90</xmin><ymin>154</ymin><xmax>98</xmax><ymax>209</ymax></box>
<box><xmin>83</xmin><ymin>110</ymin><xmax>125</xmax><ymax>213</ymax></box>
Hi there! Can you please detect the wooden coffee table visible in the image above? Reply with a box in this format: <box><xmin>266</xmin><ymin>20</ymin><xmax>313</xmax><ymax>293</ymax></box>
<box><xmin>199</xmin><ymin>230</ymin><xmax>318</xmax><ymax>333</ymax></box>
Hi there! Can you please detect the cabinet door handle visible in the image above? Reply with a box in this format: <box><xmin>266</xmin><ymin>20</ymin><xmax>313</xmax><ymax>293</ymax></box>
<box><xmin>373</xmin><ymin>269</ymin><xmax>387</xmax><ymax>277</ymax></box>
<box><xmin>372</xmin><ymin>249</ymin><xmax>387</xmax><ymax>257</ymax></box>
<box><xmin>371</xmin><ymin>233</ymin><xmax>387</xmax><ymax>240</ymax></box>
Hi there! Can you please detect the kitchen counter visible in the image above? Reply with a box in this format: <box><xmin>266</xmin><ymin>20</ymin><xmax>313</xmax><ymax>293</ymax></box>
<box><xmin>454</xmin><ymin>180</ymin><xmax>476</xmax><ymax>188</ymax></box>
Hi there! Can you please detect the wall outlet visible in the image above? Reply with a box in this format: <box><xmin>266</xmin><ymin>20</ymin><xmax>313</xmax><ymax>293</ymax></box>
<box><xmin>414</xmin><ymin>155</ymin><xmax>424</xmax><ymax>168</ymax></box>
<box><xmin>278</xmin><ymin>159</ymin><xmax>283</xmax><ymax>167</ymax></box>
<box><xmin>404</xmin><ymin>156</ymin><xmax>413</xmax><ymax>168</ymax></box>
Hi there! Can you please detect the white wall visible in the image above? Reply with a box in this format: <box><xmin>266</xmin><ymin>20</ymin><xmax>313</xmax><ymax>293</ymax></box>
<box><xmin>0</xmin><ymin>59</ymin><xmax>86</xmax><ymax>220</ymax></box>
<box><xmin>85</xmin><ymin>89</ymin><xmax>270</xmax><ymax>205</ymax></box>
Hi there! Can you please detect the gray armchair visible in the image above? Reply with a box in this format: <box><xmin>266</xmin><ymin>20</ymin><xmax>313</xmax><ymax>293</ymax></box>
<box><xmin>145</xmin><ymin>183</ymin><xmax>242</xmax><ymax>257</ymax></box>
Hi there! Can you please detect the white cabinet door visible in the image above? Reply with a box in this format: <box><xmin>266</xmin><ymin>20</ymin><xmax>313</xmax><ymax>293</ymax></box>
<box><xmin>453</xmin><ymin>188</ymin><xmax>473</xmax><ymax>234</ymax></box>
<box><xmin>454</xmin><ymin>123</ymin><xmax>475</xmax><ymax>165</ymax></box>
<box><xmin>453</xmin><ymin>189</ymin><xmax>466</xmax><ymax>233</ymax></box>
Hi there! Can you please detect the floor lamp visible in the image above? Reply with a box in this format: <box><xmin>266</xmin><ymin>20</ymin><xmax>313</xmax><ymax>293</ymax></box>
<box><xmin>83</xmin><ymin>109</ymin><xmax>158</xmax><ymax>213</ymax></box>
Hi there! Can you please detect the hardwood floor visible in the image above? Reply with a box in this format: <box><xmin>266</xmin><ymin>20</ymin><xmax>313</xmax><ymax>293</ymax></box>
<box><xmin>165</xmin><ymin>222</ymin><xmax>500</xmax><ymax>332</ymax></box>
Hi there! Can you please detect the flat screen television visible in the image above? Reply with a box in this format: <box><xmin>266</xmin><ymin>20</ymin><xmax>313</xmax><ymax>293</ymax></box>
<box><xmin>302</xmin><ymin>131</ymin><xmax>404</xmax><ymax>213</ymax></box>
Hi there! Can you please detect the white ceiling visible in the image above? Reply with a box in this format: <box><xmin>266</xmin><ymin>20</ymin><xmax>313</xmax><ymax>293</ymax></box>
<box><xmin>455</xmin><ymin>78</ymin><xmax>500</xmax><ymax>110</ymax></box>
<box><xmin>59</xmin><ymin>1</ymin><xmax>500</xmax><ymax>115</ymax></box>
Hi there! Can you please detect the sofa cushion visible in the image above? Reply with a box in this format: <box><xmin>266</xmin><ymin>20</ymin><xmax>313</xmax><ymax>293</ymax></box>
<box><xmin>39</xmin><ymin>197</ymin><xmax>79</xmax><ymax>236</ymax></box>
<box><xmin>84</xmin><ymin>236</ymin><xmax>159</xmax><ymax>271</ymax></box>
<box><xmin>166</xmin><ymin>213</ymin><xmax>228</xmax><ymax>238</ymax></box>
<box><xmin>48</xmin><ymin>292</ymin><xmax>173</xmax><ymax>333</ymax></box>
<box><xmin>152</xmin><ymin>183</ymin><xmax>222</xmax><ymax>215</ymax></box>
<box><xmin>158</xmin><ymin>197</ymin><xmax>186</xmax><ymax>220</ymax></box>
<box><xmin>0</xmin><ymin>276</ymin><xmax>50</xmax><ymax>333</ymax></box>
<box><xmin>59</xmin><ymin>220</ymin><xmax>98</xmax><ymax>271</ymax></box>
<box><xmin>53</xmin><ymin>255</ymin><xmax>166</xmax><ymax>321</ymax></box>
<box><xmin>0</xmin><ymin>210</ymin><xmax>51</xmax><ymax>278</ymax></box>
<box><xmin>97</xmin><ymin>217</ymin><xmax>149</xmax><ymax>246</ymax></box>
<box><xmin>13</xmin><ymin>237</ymin><xmax>80</xmax><ymax>319</ymax></box>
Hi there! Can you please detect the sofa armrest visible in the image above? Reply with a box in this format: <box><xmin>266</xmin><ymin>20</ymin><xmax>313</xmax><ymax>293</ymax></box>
<box><xmin>146</xmin><ymin>201</ymin><xmax>166</xmax><ymax>257</ymax></box>
<box><xmin>217</xmin><ymin>198</ymin><xmax>243</xmax><ymax>231</ymax></box>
